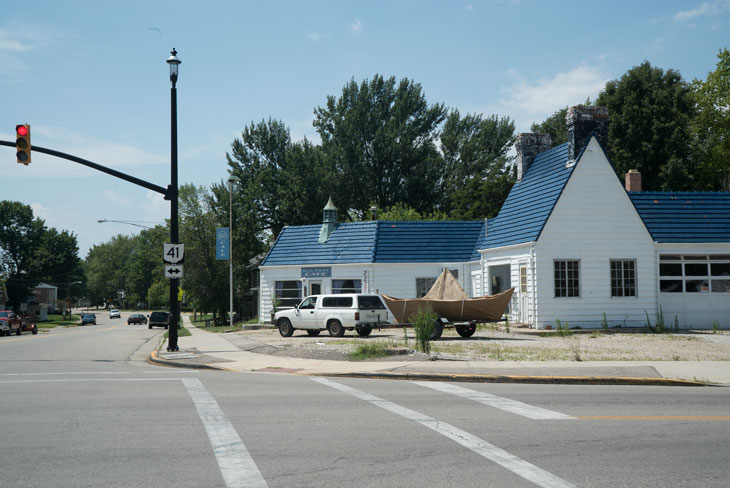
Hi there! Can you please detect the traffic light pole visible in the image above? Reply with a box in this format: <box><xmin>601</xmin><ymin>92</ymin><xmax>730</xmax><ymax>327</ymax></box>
<box><xmin>168</xmin><ymin>80</ymin><xmax>180</xmax><ymax>352</ymax></box>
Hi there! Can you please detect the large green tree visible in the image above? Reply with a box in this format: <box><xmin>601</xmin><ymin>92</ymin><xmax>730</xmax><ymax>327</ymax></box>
<box><xmin>0</xmin><ymin>201</ymin><xmax>81</xmax><ymax>309</ymax></box>
<box><xmin>691</xmin><ymin>48</ymin><xmax>730</xmax><ymax>191</ymax></box>
<box><xmin>530</xmin><ymin>107</ymin><xmax>569</xmax><ymax>146</ymax></box>
<box><xmin>597</xmin><ymin>61</ymin><xmax>696</xmax><ymax>191</ymax></box>
<box><xmin>440</xmin><ymin>110</ymin><xmax>516</xmax><ymax>219</ymax></box>
<box><xmin>314</xmin><ymin>75</ymin><xmax>447</xmax><ymax>219</ymax></box>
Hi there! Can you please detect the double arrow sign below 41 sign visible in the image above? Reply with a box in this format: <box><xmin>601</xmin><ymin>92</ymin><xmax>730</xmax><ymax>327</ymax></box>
<box><xmin>163</xmin><ymin>243</ymin><xmax>184</xmax><ymax>279</ymax></box>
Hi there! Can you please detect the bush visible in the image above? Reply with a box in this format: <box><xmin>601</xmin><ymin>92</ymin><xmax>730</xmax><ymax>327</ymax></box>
<box><xmin>410</xmin><ymin>306</ymin><xmax>438</xmax><ymax>354</ymax></box>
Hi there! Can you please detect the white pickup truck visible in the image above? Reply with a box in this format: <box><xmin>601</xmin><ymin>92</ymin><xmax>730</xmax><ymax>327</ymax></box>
<box><xmin>273</xmin><ymin>294</ymin><xmax>390</xmax><ymax>337</ymax></box>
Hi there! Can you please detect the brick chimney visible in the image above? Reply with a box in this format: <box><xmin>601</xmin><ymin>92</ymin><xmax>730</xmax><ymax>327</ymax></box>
<box><xmin>566</xmin><ymin>105</ymin><xmax>609</xmax><ymax>162</ymax></box>
<box><xmin>625</xmin><ymin>169</ymin><xmax>642</xmax><ymax>192</ymax></box>
<box><xmin>515</xmin><ymin>133</ymin><xmax>552</xmax><ymax>181</ymax></box>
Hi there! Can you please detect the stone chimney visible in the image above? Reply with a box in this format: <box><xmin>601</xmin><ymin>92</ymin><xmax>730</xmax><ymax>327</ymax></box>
<box><xmin>566</xmin><ymin>105</ymin><xmax>609</xmax><ymax>162</ymax></box>
<box><xmin>515</xmin><ymin>133</ymin><xmax>552</xmax><ymax>181</ymax></box>
<box><xmin>625</xmin><ymin>169</ymin><xmax>642</xmax><ymax>192</ymax></box>
<box><xmin>318</xmin><ymin>196</ymin><xmax>338</xmax><ymax>243</ymax></box>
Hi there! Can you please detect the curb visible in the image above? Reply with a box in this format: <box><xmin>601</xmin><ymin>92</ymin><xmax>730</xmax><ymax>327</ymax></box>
<box><xmin>148</xmin><ymin>350</ymin><xmax>236</xmax><ymax>372</ymax></box>
<box><xmin>302</xmin><ymin>371</ymin><xmax>710</xmax><ymax>386</ymax></box>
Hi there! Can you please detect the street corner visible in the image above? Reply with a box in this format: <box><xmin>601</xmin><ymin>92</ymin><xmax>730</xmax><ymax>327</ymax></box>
<box><xmin>149</xmin><ymin>349</ymin><xmax>237</xmax><ymax>371</ymax></box>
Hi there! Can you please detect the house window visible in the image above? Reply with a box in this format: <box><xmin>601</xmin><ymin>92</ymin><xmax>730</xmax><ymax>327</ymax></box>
<box><xmin>274</xmin><ymin>280</ymin><xmax>302</xmax><ymax>308</ymax></box>
<box><xmin>554</xmin><ymin>260</ymin><xmax>580</xmax><ymax>297</ymax></box>
<box><xmin>610</xmin><ymin>260</ymin><xmax>636</xmax><ymax>297</ymax></box>
<box><xmin>659</xmin><ymin>255</ymin><xmax>729</xmax><ymax>294</ymax></box>
<box><xmin>332</xmin><ymin>279</ymin><xmax>361</xmax><ymax>294</ymax></box>
<box><xmin>519</xmin><ymin>266</ymin><xmax>528</xmax><ymax>294</ymax></box>
<box><xmin>416</xmin><ymin>277</ymin><xmax>436</xmax><ymax>298</ymax></box>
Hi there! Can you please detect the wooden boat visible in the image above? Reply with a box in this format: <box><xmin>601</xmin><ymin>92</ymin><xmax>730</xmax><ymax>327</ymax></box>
<box><xmin>381</xmin><ymin>269</ymin><xmax>514</xmax><ymax>323</ymax></box>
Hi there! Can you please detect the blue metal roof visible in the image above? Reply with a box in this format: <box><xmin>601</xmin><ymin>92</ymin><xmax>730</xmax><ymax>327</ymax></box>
<box><xmin>475</xmin><ymin>142</ymin><xmax>574</xmax><ymax>251</ymax></box>
<box><xmin>630</xmin><ymin>192</ymin><xmax>730</xmax><ymax>243</ymax></box>
<box><xmin>261</xmin><ymin>220</ymin><xmax>484</xmax><ymax>266</ymax></box>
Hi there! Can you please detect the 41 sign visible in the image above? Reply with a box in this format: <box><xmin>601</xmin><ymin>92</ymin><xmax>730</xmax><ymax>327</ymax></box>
<box><xmin>163</xmin><ymin>243</ymin><xmax>184</xmax><ymax>264</ymax></box>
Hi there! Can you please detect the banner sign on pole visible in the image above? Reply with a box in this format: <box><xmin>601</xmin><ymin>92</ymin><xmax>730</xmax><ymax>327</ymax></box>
<box><xmin>216</xmin><ymin>227</ymin><xmax>230</xmax><ymax>261</ymax></box>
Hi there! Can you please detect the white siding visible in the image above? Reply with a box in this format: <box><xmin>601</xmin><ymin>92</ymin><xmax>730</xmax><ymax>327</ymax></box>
<box><xmin>534</xmin><ymin>138</ymin><xmax>657</xmax><ymax>329</ymax></box>
<box><xmin>481</xmin><ymin>245</ymin><xmax>533</xmax><ymax>325</ymax></box>
<box><xmin>260</xmin><ymin>261</ymin><xmax>472</xmax><ymax>323</ymax></box>
<box><xmin>656</xmin><ymin>244</ymin><xmax>730</xmax><ymax>329</ymax></box>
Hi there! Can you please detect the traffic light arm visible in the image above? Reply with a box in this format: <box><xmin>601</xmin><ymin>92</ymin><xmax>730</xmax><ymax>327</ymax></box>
<box><xmin>0</xmin><ymin>140</ymin><xmax>168</xmax><ymax>196</ymax></box>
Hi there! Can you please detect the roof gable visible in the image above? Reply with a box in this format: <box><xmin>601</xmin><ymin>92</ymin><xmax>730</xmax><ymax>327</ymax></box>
<box><xmin>630</xmin><ymin>192</ymin><xmax>730</xmax><ymax>243</ymax></box>
<box><xmin>476</xmin><ymin>142</ymin><xmax>574</xmax><ymax>250</ymax></box>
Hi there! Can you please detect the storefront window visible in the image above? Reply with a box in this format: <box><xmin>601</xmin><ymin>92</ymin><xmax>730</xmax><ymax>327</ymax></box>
<box><xmin>275</xmin><ymin>281</ymin><xmax>302</xmax><ymax>308</ymax></box>
<box><xmin>332</xmin><ymin>279</ymin><xmax>361</xmax><ymax>294</ymax></box>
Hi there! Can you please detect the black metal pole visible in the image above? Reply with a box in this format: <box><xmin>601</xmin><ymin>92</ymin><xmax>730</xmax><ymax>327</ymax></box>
<box><xmin>168</xmin><ymin>81</ymin><xmax>180</xmax><ymax>352</ymax></box>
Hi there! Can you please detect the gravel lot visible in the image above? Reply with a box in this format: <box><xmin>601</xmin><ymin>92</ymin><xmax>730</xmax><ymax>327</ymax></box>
<box><xmin>223</xmin><ymin>325</ymin><xmax>730</xmax><ymax>362</ymax></box>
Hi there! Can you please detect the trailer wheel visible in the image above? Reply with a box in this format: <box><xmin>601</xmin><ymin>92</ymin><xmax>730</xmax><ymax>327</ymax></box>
<box><xmin>328</xmin><ymin>320</ymin><xmax>345</xmax><ymax>337</ymax></box>
<box><xmin>430</xmin><ymin>319</ymin><xmax>444</xmax><ymax>340</ymax></box>
<box><xmin>455</xmin><ymin>323</ymin><xmax>476</xmax><ymax>338</ymax></box>
<box><xmin>278</xmin><ymin>318</ymin><xmax>294</xmax><ymax>337</ymax></box>
<box><xmin>356</xmin><ymin>325</ymin><xmax>372</xmax><ymax>337</ymax></box>
<box><xmin>306</xmin><ymin>329</ymin><xmax>321</xmax><ymax>337</ymax></box>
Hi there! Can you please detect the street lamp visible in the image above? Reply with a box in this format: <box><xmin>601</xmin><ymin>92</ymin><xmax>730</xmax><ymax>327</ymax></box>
<box><xmin>97</xmin><ymin>219</ymin><xmax>157</xmax><ymax>229</ymax></box>
<box><xmin>228</xmin><ymin>174</ymin><xmax>240</xmax><ymax>326</ymax></box>
<box><xmin>166</xmin><ymin>48</ymin><xmax>181</xmax><ymax>352</ymax></box>
<box><xmin>66</xmin><ymin>280</ymin><xmax>81</xmax><ymax>318</ymax></box>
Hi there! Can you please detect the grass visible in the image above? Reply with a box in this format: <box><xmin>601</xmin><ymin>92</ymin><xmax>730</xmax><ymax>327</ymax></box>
<box><xmin>38</xmin><ymin>314</ymin><xmax>80</xmax><ymax>328</ymax></box>
<box><xmin>164</xmin><ymin>326</ymin><xmax>191</xmax><ymax>339</ymax></box>
<box><xmin>348</xmin><ymin>342</ymin><xmax>390</xmax><ymax>360</ymax></box>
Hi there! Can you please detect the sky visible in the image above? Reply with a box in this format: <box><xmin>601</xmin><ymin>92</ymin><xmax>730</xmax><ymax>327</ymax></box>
<box><xmin>2</xmin><ymin>0</ymin><xmax>729</xmax><ymax>258</ymax></box>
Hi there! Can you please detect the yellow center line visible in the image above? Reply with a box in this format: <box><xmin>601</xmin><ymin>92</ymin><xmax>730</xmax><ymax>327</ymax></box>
<box><xmin>0</xmin><ymin>326</ymin><xmax>119</xmax><ymax>343</ymax></box>
<box><xmin>578</xmin><ymin>416</ymin><xmax>730</xmax><ymax>421</ymax></box>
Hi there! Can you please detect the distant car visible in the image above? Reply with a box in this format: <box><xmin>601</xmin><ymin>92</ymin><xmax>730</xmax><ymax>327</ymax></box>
<box><xmin>109</xmin><ymin>309</ymin><xmax>121</xmax><ymax>319</ymax></box>
<box><xmin>127</xmin><ymin>313</ymin><xmax>147</xmax><ymax>325</ymax></box>
<box><xmin>81</xmin><ymin>313</ymin><xmax>97</xmax><ymax>325</ymax></box>
<box><xmin>148</xmin><ymin>311</ymin><xmax>170</xmax><ymax>329</ymax></box>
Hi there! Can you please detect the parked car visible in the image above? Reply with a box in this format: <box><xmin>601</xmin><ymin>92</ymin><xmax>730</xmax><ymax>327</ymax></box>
<box><xmin>0</xmin><ymin>310</ymin><xmax>38</xmax><ymax>335</ymax></box>
<box><xmin>109</xmin><ymin>309</ymin><xmax>121</xmax><ymax>319</ymax></box>
<box><xmin>127</xmin><ymin>313</ymin><xmax>147</xmax><ymax>325</ymax></box>
<box><xmin>273</xmin><ymin>294</ymin><xmax>390</xmax><ymax>337</ymax></box>
<box><xmin>148</xmin><ymin>311</ymin><xmax>170</xmax><ymax>329</ymax></box>
<box><xmin>81</xmin><ymin>313</ymin><xmax>97</xmax><ymax>325</ymax></box>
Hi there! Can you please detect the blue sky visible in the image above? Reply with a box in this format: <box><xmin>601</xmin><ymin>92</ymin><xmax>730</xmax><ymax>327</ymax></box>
<box><xmin>2</xmin><ymin>0</ymin><xmax>729</xmax><ymax>257</ymax></box>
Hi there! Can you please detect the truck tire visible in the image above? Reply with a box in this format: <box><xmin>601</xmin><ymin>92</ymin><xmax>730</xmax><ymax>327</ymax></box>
<box><xmin>306</xmin><ymin>329</ymin><xmax>321</xmax><ymax>337</ymax></box>
<box><xmin>278</xmin><ymin>318</ymin><xmax>294</xmax><ymax>337</ymax></box>
<box><xmin>16</xmin><ymin>327</ymin><xmax>21</xmax><ymax>336</ymax></box>
<box><xmin>356</xmin><ymin>325</ymin><xmax>372</xmax><ymax>337</ymax></box>
<box><xmin>32</xmin><ymin>326</ymin><xmax>38</xmax><ymax>335</ymax></box>
<box><xmin>455</xmin><ymin>323</ymin><xmax>476</xmax><ymax>338</ymax></box>
<box><xmin>327</xmin><ymin>320</ymin><xmax>345</xmax><ymax>337</ymax></box>
<box><xmin>430</xmin><ymin>319</ymin><xmax>444</xmax><ymax>341</ymax></box>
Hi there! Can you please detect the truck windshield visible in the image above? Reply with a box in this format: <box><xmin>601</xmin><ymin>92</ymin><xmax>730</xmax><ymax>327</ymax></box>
<box><xmin>0</xmin><ymin>312</ymin><xmax>8</xmax><ymax>318</ymax></box>
<box><xmin>357</xmin><ymin>296</ymin><xmax>385</xmax><ymax>310</ymax></box>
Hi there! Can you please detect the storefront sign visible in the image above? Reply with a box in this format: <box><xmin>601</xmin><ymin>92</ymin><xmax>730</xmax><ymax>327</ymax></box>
<box><xmin>301</xmin><ymin>267</ymin><xmax>332</xmax><ymax>278</ymax></box>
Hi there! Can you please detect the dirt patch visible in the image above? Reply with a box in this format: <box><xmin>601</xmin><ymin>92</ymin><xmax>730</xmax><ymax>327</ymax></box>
<box><xmin>223</xmin><ymin>326</ymin><xmax>730</xmax><ymax>362</ymax></box>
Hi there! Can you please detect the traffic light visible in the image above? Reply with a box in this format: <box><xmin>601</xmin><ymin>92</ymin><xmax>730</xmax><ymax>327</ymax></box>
<box><xmin>16</xmin><ymin>124</ymin><xmax>30</xmax><ymax>165</ymax></box>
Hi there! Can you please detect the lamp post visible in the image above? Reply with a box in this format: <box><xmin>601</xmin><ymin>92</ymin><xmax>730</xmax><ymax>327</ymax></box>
<box><xmin>167</xmin><ymin>48</ymin><xmax>181</xmax><ymax>352</ymax></box>
<box><xmin>228</xmin><ymin>174</ymin><xmax>240</xmax><ymax>326</ymax></box>
<box><xmin>66</xmin><ymin>280</ymin><xmax>81</xmax><ymax>319</ymax></box>
<box><xmin>97</xmin><ymin>219</ymin><xmax>157</xmax><ymax>229</ymax></box>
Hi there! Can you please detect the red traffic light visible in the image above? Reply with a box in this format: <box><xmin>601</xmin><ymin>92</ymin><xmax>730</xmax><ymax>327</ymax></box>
<box><xmin>16</xmin><ymin>125</ymin><xmax>29</xmax><ymax>137</ymax></box>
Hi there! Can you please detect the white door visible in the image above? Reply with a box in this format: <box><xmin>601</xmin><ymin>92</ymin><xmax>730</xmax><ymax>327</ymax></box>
<box><xmin>309</xmin><ymin>281</ymin><xmax>322</xmax><ymax>296</ymax></box>
<box><xmin>471</xmin><ymin>270</ymin><xmax>482</xmax><ymax>297</ymax></box>
<box><xmin>519</xmin><ymin>265</ymin><xmax>529</xmax><ymax>324</ymax></box>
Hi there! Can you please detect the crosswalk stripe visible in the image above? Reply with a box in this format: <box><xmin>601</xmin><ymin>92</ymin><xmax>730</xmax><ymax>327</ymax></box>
<box><xmin>415</xmin><ymin>381</ymin><xmax>576</xmax><ymax>420</ymax></box>
<box><xmin>312</xmin><ymin>377</ymin><xmax>579</xmax><ymax>488</ymax></box>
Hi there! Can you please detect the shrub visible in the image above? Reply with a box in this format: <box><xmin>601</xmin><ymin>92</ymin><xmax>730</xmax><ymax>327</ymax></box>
<box><xmin>410</xmin><ymin>306</ymin><xmax>438</xmax><ymax>354</ymax></box>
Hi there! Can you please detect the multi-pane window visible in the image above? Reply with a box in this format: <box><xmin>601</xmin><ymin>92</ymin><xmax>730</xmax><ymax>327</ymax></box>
<box><xmin>274</xmin><ymin>280</ymin><xmax>302</xmax><ymax>308</ymax></box>
<box><xmin>659</xmin><ymin>255</ymin><xmax>730</xmax><ymax>293</ymax></box>
<box><xmin>416</xmin><ymin>278</ymin><xmax>436</xmax><ymax>297</ymax></box>
<box><xmin>519</xmin><ymin>266</ymin><xmax>528</xmax><ymax>294</ymax></box>
<box><xmin>554</xmin><ymin>260</ymin><xmax>580</xmax><ymax>297</ymax></box>
<box><xmin>610</xmin><ymin>260</ymin><xmax>636</xmax><ymax>297</ymax></box>
<box><xmin>332</xmin><ymin>279</ymin><xmax>362</xmax><ymax>294</ymax></box>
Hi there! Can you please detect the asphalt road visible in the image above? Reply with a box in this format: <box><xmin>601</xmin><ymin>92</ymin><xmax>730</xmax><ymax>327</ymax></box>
<box><xmin>2</xmin><ymin>311</ymin><xmax>729</xmax><ymax>487</ymax></box>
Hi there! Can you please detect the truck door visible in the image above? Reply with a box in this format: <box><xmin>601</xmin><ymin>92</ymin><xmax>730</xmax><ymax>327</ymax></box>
<box><xmin>297</xmin><ymin>297</ymin><xmax>318</xmax><ymax>329</ymax></box>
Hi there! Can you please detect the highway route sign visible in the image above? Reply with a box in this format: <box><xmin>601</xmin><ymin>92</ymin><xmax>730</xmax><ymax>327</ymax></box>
<box><xmin>163</xmin><ymin>243</ymin><xmax>184</xmax><ymax>264</ymax></box>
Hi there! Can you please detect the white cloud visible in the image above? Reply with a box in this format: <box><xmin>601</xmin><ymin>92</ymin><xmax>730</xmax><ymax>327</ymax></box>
<box><xmin>498</xmin><ymin>65</ymin><xmax>608</xmax><ymax>130</ymax></box>
<box><xmin>674</xmin><ymin>0</ymin><xmax>730</xmax><ymax>21</ymax></box>
<box><xmin>104</xmin><ymin>189</ymin><xmax>133</xmax><ymax>206</ymax></box>
<box><xmin>308</xmin><ymin>32</ymin><xmax>321</xmax><ymax>41</ymax></box>
<box><xmin>350</xmin><ymin>19</ymin><xmax>363</xmax><ymax>34</ymax></box>
<box><xmin>30</xmin><ymin>202</ymin><xmax>52</xmax><ymax>220</ymax></box>
<box><xmin>465</xmin><ymin>3</ymin><xmax>474</xmax><ymax>11</ymax></box>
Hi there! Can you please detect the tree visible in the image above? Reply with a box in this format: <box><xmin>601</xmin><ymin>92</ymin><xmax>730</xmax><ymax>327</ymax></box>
<box><xmin>377</xmin><ymin>202</ymin><xmax>448</xmax><ymax>221</ymax></box>
<box><xmin>0</xmin><ymin>201</ymin><xmax>81</xmax><ymax>309</ymax></box>
<box><xmin>440</xmin><ymin>110</ymin><xmax>516</xmax><ymax>219</ymax></box>
<box><xmin>691</xmin><ymin>48</ymin><xmax>730</xmax><ymax>191</ymax></box>
<box><xmin>314</xmin><ymin>75</ymin><xmax>447</xmax><ymax>219</ymax></box>
<box><xmin>597</xmin><ymin>61</ymin><xmax>696</xmax><ymax>191</ymax></box>
<box><xmin>531</xmin><ymin>107</ymin><xmax>569</xmax><ymax>146</ymax></box>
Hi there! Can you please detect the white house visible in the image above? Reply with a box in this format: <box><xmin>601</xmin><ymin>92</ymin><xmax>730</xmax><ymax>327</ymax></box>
<box><xmin>258</xmin><ymin>105</ymin><xmax>730</xmax><ymax>329</ymax></box>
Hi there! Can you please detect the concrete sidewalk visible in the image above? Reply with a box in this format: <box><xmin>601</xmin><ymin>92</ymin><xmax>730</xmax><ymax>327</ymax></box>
<box><xmin>149</xmin><ymin>317</ymin><xmax>730</xmax><ymax>386</ymax></box>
